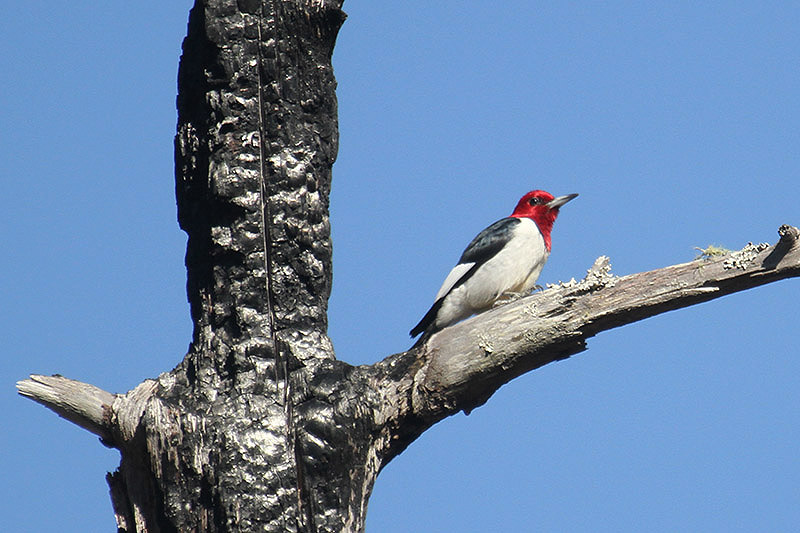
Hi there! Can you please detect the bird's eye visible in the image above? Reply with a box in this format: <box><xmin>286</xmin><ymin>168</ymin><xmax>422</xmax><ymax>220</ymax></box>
<box><xmin>528</xmin><ymin>197</ymin><xmax>542</xmax><ymax>206</ymax></box>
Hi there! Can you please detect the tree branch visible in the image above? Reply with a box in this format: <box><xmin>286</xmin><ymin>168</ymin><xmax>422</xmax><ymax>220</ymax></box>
<box><xmin>16</xmin><ymin>374</ymin><xmax>117</xmax><ymax>443</ymax></box>
<box><xmin>385</xmin><ymin>224</ymin><xmax>799</xmax><ymax>445</ymax></box>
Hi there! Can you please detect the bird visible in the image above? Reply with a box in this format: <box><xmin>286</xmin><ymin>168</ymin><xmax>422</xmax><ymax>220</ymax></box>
<box><xmin>410</xmin><ymin>190</ymin><xmax>577</xmax><ymax>339</ymax></box>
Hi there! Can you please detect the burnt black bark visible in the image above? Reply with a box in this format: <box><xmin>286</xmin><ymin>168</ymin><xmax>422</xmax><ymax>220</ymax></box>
<box><xmin>16</xmin><ymin>1</ymin><xmax>800</xmax><ymax>532</ymax></box>
<box><xmin>128</xmin><ymin>0</ymin><xmax>378</xmax><ymax>530</ymax></box>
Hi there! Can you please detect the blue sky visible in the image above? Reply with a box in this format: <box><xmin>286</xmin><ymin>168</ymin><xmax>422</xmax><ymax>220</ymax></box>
<box><xmin>2</xmin><ymin>2</ymin><xmax>799</xmax><ymax>531</ymax></box>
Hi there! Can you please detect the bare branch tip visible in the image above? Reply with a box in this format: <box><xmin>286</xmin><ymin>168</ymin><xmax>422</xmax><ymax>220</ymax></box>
<box><xmin>15</xmin><ymin>374</ymin><xmax>117</xmax><ymax>441</ymax></box>
<box><xmin>778</xmin><ymin>224</ymin><xmax>800</xmax><ymax>243</ymax></box>
<box><xmin>16</xmin><ymin>374</ymin><xmax>56</xmax><ymax>397</ymax></box>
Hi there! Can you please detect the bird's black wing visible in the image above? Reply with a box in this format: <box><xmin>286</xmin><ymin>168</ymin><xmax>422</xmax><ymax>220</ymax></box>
<box><xmin>457</xmin><ymin>217</ymin><xmax>520</xmax><ymax>265</ymax></box>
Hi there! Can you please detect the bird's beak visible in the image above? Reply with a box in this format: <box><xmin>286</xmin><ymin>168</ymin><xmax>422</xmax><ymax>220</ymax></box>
<box><xmin>546</xmin><ymin>193</ymin><xmax>579</xmax><ymax>209</ymax></box>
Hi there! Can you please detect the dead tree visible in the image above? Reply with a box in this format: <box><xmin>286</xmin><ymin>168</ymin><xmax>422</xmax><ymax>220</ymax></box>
<box><xmin>17</xmin><ymin>1</ymin><xmax>800</xmax><ymax>531</ymax></box>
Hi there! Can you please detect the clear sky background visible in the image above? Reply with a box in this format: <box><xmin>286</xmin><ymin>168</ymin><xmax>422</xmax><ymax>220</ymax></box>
<box><xmin>2</xmin><ymin>2</ymin><xmax>799</xmax><ymax>531</ymax></box>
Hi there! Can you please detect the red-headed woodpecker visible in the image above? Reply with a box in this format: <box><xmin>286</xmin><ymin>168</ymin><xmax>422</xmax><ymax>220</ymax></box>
<box><xmin>410</xmin><ymin>190</ymin><xmax>578</xmax><ymax>338</ymax></box>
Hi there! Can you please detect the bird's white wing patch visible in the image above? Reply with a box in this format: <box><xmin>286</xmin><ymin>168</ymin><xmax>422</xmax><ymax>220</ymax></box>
<box><xmin>435</xmin><ymin>262</ymin><xmax>475</xmax><ymax>300</ymax></box>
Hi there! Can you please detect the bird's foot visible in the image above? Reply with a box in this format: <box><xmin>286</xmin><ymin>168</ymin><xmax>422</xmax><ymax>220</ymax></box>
<box><xmin>492</xmin><ymin>290</ymin><xmax>530</xmax><ymax>308</ymax></box>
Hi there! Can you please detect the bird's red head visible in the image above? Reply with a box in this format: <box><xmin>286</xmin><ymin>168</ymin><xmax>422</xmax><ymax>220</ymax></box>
<box><xmin>510</xmin><ymin>190</ymin><xmax>578</xmax><ymax>251</ymax></box>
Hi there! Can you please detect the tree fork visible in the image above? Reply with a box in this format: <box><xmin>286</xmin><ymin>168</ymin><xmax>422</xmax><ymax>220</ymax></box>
<box><xmin>18</xmin><ymin>226</ymin><xmax>800</xmax><ymax>530</ymax></box>
<box><xmin>16</xmin><ymin>0</ymin><xmax>800</xmax><ymax>531</ymax></box>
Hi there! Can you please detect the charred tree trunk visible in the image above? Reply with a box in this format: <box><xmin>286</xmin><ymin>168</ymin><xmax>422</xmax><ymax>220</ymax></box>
<box><xmin>115</xmin><ymin>0</ymin><xmax>370</xmax><ymax>530</ymax></box>
<box><xmin>16</xmin><ymin>1</ymin><xmax>800</xmax><ymax>532</ymax></box>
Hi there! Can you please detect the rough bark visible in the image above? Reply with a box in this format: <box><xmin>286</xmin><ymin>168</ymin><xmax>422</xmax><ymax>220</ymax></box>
<box><xmin>15</xmin><ymin>0</ymin><xmax>800</xmax><ymax>531</ymax></box>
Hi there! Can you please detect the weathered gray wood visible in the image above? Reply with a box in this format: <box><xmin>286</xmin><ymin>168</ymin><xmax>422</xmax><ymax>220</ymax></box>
<box><xmin>15</xmin><ymin>0</ymin><xmax>800</xmax><ymax>530</ymax></box>
<box><xmin>16</xmin><ymin>375</ymin><xmax>116</xmax><ymax>442</ymax></box>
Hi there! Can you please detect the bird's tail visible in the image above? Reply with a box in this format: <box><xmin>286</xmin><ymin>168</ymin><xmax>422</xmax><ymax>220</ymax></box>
<box><xmin>409</xmin><ymin>297</ymin><xmax>444</xmax><ymax>339</ymax></box>
<box><xmin>410</xmin><ymin>329</ymin><xmax>434</xmax><ymax>350</ymax></box>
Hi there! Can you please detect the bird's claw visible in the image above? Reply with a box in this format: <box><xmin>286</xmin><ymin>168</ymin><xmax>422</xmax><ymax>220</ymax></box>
<box><xmin>492</xmin><ymin>290</ymin><xmax>529</xmax><ymax>308</ymax></box>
